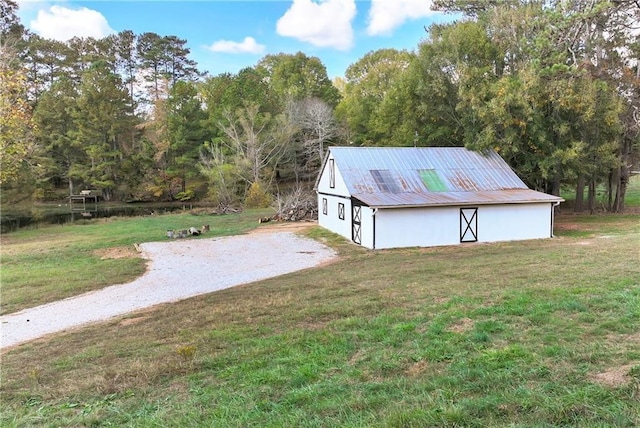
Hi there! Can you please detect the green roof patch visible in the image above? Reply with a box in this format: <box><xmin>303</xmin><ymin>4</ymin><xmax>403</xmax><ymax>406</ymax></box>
<box><xmin>419</xmin><ymin>169</ymin><xmax>448</xmax><ymax>192</ymax></box>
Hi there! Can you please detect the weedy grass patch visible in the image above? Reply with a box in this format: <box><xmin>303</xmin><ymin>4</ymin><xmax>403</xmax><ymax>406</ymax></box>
<box><xmin>1</xmin><ymin>209</ymin><xmax>639</xmax><ymax>427</ymax></box>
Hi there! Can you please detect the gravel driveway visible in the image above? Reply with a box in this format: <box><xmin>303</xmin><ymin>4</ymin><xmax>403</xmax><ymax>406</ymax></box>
<box><xmin>0</xmin><ymin>230</ymin><xmax>337</xmax><ymax>350</ymax></box>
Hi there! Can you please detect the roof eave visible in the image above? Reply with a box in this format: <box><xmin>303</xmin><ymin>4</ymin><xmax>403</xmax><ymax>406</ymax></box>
<box><xmin>364</xmin><ymin>198</ymin><xmax>565</xmax><ymax>209</ymax></box>
<box><xmin>313</xmin><ymin>149</ymin><xmax>333</xmax><ymax>191</ymax></box>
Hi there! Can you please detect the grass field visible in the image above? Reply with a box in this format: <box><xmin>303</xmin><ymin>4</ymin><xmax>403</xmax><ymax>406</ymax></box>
<box><xmin>1</xmin><ymin>200</ymin><xmax>639</xmax><ymax>426</ymax></box>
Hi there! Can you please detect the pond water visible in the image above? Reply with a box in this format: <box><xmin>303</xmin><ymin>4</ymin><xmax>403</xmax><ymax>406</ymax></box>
<box><xmin>0</xmin><ymin>202</ymin><xmax>201</xmax><ymax>233</ymax></box>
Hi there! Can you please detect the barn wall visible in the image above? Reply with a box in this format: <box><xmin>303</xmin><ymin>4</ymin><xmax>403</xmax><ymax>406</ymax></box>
<box><xmin>316</xmin><ymin>153</ymin><xmax>349</xmax><ymax>196</ymax></box>
<box><xmin>373</xmin><ymin>203</ymin><xmax>554</xmax><ymax>249</ymax></box>
<box><xmin>479</xmin><ymin>203</ymin><xmax>553</xmax><ymax>242</ymax></box>
<box><xmin>317</xmin><ymin>152</ymin><xmax>354</xmax><ymax>243</ymax></box>
<box><xmin>374</xmin><ymin>207</ymin><xmax>460</xmax><ymax>249</ymax></box>
<box><xmin>360</xmin><ymin>205</ymin><xmax>375</xmax><ymax>249</ymax></box>
<box><xmin>317</xmin><ymin>194</ymin><xmax>352</xmax><ymax>241</ymax></box>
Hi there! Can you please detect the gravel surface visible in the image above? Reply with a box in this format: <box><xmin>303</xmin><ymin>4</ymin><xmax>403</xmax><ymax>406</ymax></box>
<box><xmin>0</xmin><ymin>231</ymin><xmax>337</xmax><ymax>350</ymax></box>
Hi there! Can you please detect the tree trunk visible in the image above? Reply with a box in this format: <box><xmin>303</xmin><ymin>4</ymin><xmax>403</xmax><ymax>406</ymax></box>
<box><xmin>551</xmin><ymin>171</ymin><xmax>561</xmax><ymax>197</ymax></box>
<box><xmin>587</xmin><ymin>178</ymin><xmax>596</xmax><ymax>214</ymax></box>
<box><xmin>574</xmin><ymin>175</ymin><xmax>585</xmax><ymax>213</ymax></box>
<box><xmin>613</xmin><ymin>138</ymin><xmax>632</xmax><ymax>213</ymax></box>
<box><xmin>606</xmin><ymin>170</ymin><xmax>614</xmax><ymax>212</ymax></box>
<box><xmin>613</xmin><ymin>164</ymin><xmax>629</xmax><ymax>213</ymax></box>
<box><xmin>293</xmin><ymin>155</ymin><xmax>301</xmax><ymax>185</ymax></box>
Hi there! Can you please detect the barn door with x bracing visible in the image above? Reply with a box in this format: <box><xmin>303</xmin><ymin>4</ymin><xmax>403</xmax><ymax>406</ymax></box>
<box><xmin>460</xmin><ymin>207</ymin><xmax>478</xmax><ymax>242</ymax></box>
<box><xmin>352</xmin><ymin>205</ymin><xmax>362</xmax><ymax>245</ymax></box>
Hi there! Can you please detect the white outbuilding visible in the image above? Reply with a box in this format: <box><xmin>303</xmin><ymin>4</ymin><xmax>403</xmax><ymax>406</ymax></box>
<box><xmin>315</xmin><ymin>146</ymin><xmax>563</xmax><ymax>249</ymax></box>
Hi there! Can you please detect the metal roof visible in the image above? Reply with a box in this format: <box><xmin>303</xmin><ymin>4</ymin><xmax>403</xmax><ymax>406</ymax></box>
<box><xmin>327</xmin><ymin>146</ymin><xmax>564</xmax><ymax>207</ymax></box>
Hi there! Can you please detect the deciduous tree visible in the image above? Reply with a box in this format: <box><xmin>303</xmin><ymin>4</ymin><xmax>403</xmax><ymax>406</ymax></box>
<box><xmin>336</xmin><ymin>48</ymin><xmax>414</xmax><ymax>146</ymax></box>
<box><xmin>0</xmin><ymin>65</ymin><xmax>36</xmax><ymax>186</ymax></box>
<box><xmin>218</xmin><ymin>103</ymin><xmax>288</xmax><ymax>188</ymax></box>
<box><xmin>258</xmin><ymin>52</ymin><xmax>340</xmax><ymax>107</ymax></box>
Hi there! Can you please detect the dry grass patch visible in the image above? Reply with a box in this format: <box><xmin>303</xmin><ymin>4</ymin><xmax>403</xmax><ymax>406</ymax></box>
<box><xmin>118</xmin><ymin>316</ymin><xmax>150</xmax><ymax>326</ymax></box>
<box><xmin>446</xmin><ymin>317</ymin><xmax>474</xmax><ymax>333</ymax></box>
<box><xmin>94</xmin><ymin>246</ymin><xmax>140</xmax><ymax>260</ymax></box>
<box><xmin>250</xmin><ymin>220</ymin><xmax>316</xmax><ymax>234</ymax></box>
<box><xmin>606</xmin><ymin>332</ymin><xmax>640</xmax><ymax>344</ymax></box>
<box><xmin>590</xmin><ymin>363</ymin><xmax>640</xmax><ymax>388</ymax></box>
<box><xmin>405</xmin><ymin>360</ymin><xmax>430</xmax><ymax>377</ymax></box>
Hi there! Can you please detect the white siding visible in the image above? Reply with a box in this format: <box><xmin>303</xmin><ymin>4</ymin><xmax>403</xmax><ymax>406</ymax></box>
<box><xmin>479</xmin><ymin>203</ymin><xmax>552</xmax><ymax>242</ymax></box>
<box><xmin>359</xmin><ymin>206</ymin><xmax>375</xmax><ymax>249</ymax></box>
<box><xmin>374</xmin><ymin>207</ymin><xmax>460</xmax><ymax>249</ymax></box>
<box><xmin>316</xmin><ymin>154</ymin><xmax>349</xmax><ymax>197</ymax></box>
<box><xmin>317</xmin><ymin>194</ymin><xmax>352</xmax><ymax>241</ymax></box>
<box><xmin>317</xmin><ymin>152</ymin><xmax>358</xmax><ymax>246</ymax></box>
<box><xmin>372</xmin><ymin>203</ymin><xmax>554</xmax><ymax>249</ymax></box>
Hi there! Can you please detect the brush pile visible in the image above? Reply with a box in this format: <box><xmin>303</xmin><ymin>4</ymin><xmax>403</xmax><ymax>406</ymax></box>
<box><xmin>273</xmin><ymin>187</ymin><xmax>317</xmax><ymax>222</ymax></box>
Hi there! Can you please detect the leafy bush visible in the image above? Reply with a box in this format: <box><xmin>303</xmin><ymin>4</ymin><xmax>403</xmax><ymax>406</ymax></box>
<box><xmin>245</xmin><ymin>182</ymin><xmax>272</xmax><ymax>208</ymax></box>
<box><xmin>175</xmin><ymin>189</ymin><xmax>195</xmax><ymax>201</ymax></box>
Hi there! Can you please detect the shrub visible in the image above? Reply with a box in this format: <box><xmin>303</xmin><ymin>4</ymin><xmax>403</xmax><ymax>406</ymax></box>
<box><xmin>175</xmin><ymin>189</ymin><xmax>195</xmax><ymax>201</ymax></box>
<box><xmin>245</xmin><ymin>182</ymin><xmax>272</xmax><ymax>208</ymax></box>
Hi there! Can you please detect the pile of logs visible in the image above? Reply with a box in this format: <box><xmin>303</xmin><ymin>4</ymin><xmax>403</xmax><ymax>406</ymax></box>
<box><xmin>166</xmin><ymin>225</ymin><xmax>210</xmax><ymax>238</ymax></box>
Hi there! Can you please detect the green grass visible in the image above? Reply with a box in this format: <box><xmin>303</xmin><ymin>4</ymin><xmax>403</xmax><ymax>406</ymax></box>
<box><xmin>0</xmin><ymin>208</ymin><xmax>273</xmax><ymax>315</ymax></box>
<box><xmin>1</xmin><ymin>210</ymin><xmax>639</xmax><ymax>426</ymax></box>
<box><xmin>626</xmin><ymin>174</ymin><xmax>640</xmax><ymax>207</ymax></box>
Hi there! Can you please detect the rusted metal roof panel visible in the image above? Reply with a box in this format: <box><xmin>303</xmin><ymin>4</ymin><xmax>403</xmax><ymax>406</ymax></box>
<box><xmin>353</xmin><ymin>189</ymin><xmax>563</xmax><ymax>208</ymax></box>
<box><xmin>328</xmin><ymin>146</ymin><xmax>563</xmax><ymax>207</ymax></box>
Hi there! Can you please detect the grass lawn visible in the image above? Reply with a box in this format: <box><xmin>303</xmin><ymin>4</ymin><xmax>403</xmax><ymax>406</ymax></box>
<box><xmin>1</xmin><ymin>207</ymin><xmax>639</xmax><ymax>426</ymax></box>
<box><xmin>626</xmin><ymin>174</ymin><xmax>640</xmax><ymax>207</ymax></box>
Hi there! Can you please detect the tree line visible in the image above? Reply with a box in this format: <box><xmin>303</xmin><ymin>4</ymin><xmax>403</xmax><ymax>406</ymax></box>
<box><xmin>1</xmin><ymin>0</ymin><xmax>639</xmax><ymax>212</ymax></box>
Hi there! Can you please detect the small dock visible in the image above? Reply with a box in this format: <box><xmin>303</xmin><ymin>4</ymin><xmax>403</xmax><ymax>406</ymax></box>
<box><xmin>70</xmin><ymin>190</ymin><xmax>98</xmax><ymax>215</ymax></box>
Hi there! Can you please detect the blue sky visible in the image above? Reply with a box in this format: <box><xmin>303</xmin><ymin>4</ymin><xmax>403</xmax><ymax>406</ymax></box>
<box><xmin>16</xmin><ymin>0</ymin><xmax>458</xmax><ymax>79</ymax></box>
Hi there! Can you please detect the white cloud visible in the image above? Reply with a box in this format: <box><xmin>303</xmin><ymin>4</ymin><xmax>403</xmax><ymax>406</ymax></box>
<box><xmin>207</xmin><ymin>37</ymin><xmax>266</xmax><ymax>54</ymax></box>
<box><xmin>276</xmin><ymin>0</ymin><xmax>356</xmax><ymax>51</ymax></box>
<box><xmin>29</xmin><ymin>5</ymin><xmax>114</xmax><ymax>41</ymax></box>
<box><xmin>367</xmin><ymin>0</ymin><xmax>437</xmax><ymax>36</ymax></box>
